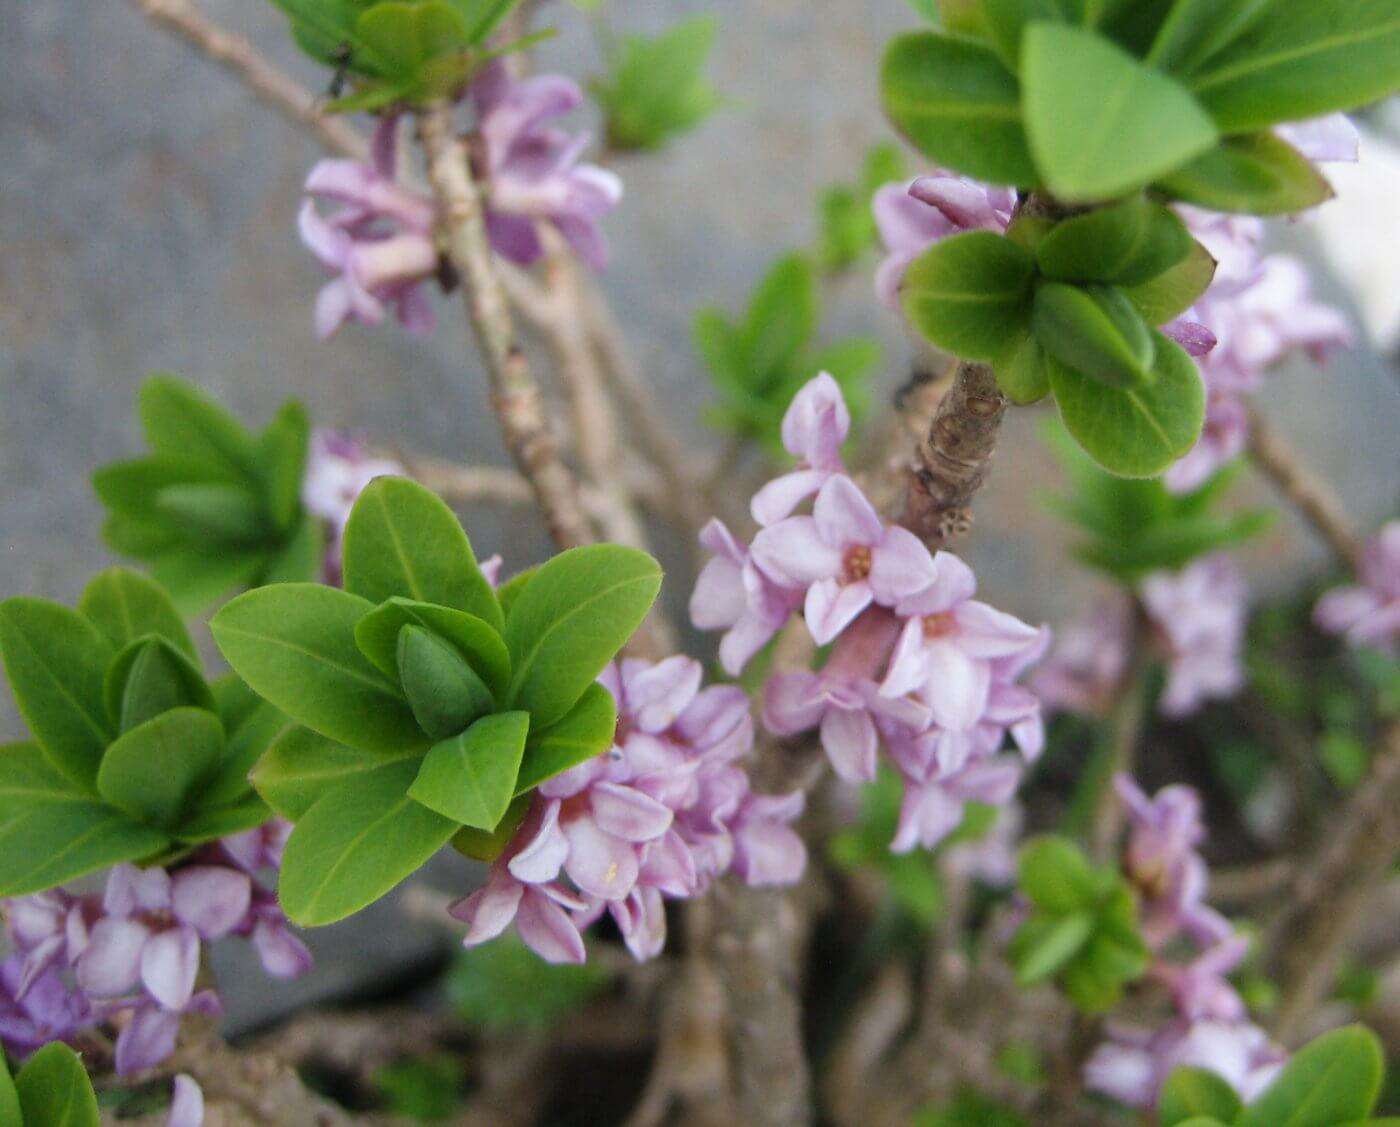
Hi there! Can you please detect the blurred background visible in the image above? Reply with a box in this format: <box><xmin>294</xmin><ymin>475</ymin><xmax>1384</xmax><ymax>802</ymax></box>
<box><xmin>3</xmin><ymin>0</ymin><xmax>1398</xmax><ymax>1052</ymax></box>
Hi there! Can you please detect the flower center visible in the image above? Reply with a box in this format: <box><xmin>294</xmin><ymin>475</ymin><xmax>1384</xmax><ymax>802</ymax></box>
<box><xmin>842</xmin><ymin>545</ymin><xmax>872</xmax><ymax>582</ymax></box>
<box><xmin>922</xmin><ymin>612</ymin><xmax>956</xmax><ymax>639</ymax></box>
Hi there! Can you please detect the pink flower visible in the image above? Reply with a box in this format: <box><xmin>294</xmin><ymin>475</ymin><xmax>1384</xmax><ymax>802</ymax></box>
<box><xmin>888</xmin><ymin>755</ymin><xmax>1023</xmax><ymax>854</ymax></box>
<box><xmin>881</xmin><ymin>552</ymin><xmax>1043</xmax><ymax>732</ymax></box>
<box><xmin>298</xmin><ymin>115</ymin><xmax>438</xmax><ymax>339</ymax></box>
<box><xmin>1315</xmin><ymin>521</ymin><xmax>1400</xmax><ymax>655</ymax></box>
<box><xmin>1154</xmin><ymin>935</ymin><xmax>1250</xmax><ymax>1024</ymax></box>
<box><xmin>1141</xmin><ymin>556</ymin><xmax>1247</xmax><ymax>718</ymax></box>
<box><xmin>1032</xmin><ymin>595</ymin><xmax>1132</xmax><ymax>719</ymax></box>
<box><xmin>1163</xmin><ymin>392</ymin><xmax>1249</xmax><ymax>493</ymax></box>
<box><xmin>77</xmin><ymin>864</ymin><xmax>251</xmax><ymax>1012</ymax></box>
<box><xmin>691</xmin><ymin>518</ymin><xmax>803</xmax><ymax>676</ymax></box>
<box><xmin>114</xmin><ymin>991</ymin><xmax>223</xmax><ymax>1076</ymax></box>
<box><xmin>872</xmin><ymin>174</ymin><xmax>1015</xmax><ymax>308</ymax></box>
<box><xmin>301</xmin><ymin>431</ymin><xmax>406</xmax><ymax>584</ymax></box>
<box><xmin>750</xmin><ymin>372</ymin><xmax>851</xmax><ymax>526</ymax></box>
<box><xmin>0</xmin><ymin>957</ymin><xmax>93</xmax><ymax>1059</ymax></box>
<box><xmin>470</xmin><ymin>63</ymin><xmax>623</xmax><ymax>271</ymax></box>
<box><xmin>168</xmin><ymin>1075</ymin><xmax>204</xmax><ymax>1127</ymax></box>
<box><xmin>1276</xmin><ymin>112</ymin><xmax>1360</xmax><ymax>164</ymax></box>
<box><xmin>730</xmin><ymin>792</ymin><xmax>807</xmax><ymax>886</ymax></box>
<box><xmin>752</xmin><ymin>474</ymin><xmax>938</xmax><ymax>645</ymax></box>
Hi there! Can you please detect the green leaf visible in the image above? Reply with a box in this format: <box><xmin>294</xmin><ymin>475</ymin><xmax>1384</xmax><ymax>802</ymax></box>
<box><xmin>1120</xmin><ymin>238</ymin><xmax>1218</xmax><ymax>324</ymax></box>
<box><xmin>212</xmin><ymin>584</ymin><xmax>425</xmax><ymax>755</ymax></box>
<box><xmin>880</xmin><ymin>32</ymin><xmax>1037</xmax><ymax>186</ymax></box>
<box><xmin>1017</xmin><ymin>836</ymin><xmax>1101</xmax><ymax>912</ymax></box>
<box><xmin>354</xmin><ymin>1</ymin><xmax>471</xmax><ymax>83</ymax></box>
<box><xmin>1156</xmin><ymin>133</ymin><xmax>1334</xmax><ymax>216</ymax></box>
<box><xmin>410</xmin><ymin>712</ymin><xmax>529</xmax><ymax>828</ymax></box>
<box><xmin>397</xmin><ymin>625</ymin><xmax>495</xmax><ymax>739</ymax></box>
<box><xmin>495</xmin><ymin>567</ymin><xmax>535</xmax><ymax>620</ymax></box>
<box><xmin>262</xmin><ymin>512</ymin><xmax>325</xmax><ymax>584</ymax></box>
<box><xmin>1190</xmin><ymin>2</ymin><xmax>1400</xmax><ymax>133</ymax></box>
<box><xmin>1033</xmin><ymin>283</ymin><xmax>1156</xmax><ymax>388</ymax></box>
<box><xmin>154</xmin><ymin>482</ymin><xmax>269</xmax><ymax>545</ymax></box>
<box><xmin>503</xmin><ymin>545</ymin><xmax>662</xmax><ymax>727</ymax></box>
<box><xmin>78</xmin><ymin>568</ymin><xmax>195</xmax><ymax>660</ymax></box>
<box><xmin>104</xmin><ymin>636</ymin><xmax>213</xmax><ymax>733</ymax></box>
<box><xmin>452</xmin><ymin>0</ymin><xmax>523</xmax><ymax>43</ymax></box>
<box><xmin>1035</xmin><ymin>197</ymin><xmax>1193</xmax><ymax>286</ymax></box>
<box><xmin>515</xmin><ymin>682</ymin><xmax>616</xmax><ymax>794</ymax></box>
<box><xmin>1160</xmin><ymin>1067</ymin><xmax>1244</xmax><ymax>1126</ymax></box>
<box><xmin>1011</xmin><ymin>911</ymin><xmax>1095</xmax><ymax>983</ymax></box>
<box><xmin>901</xmin><ymin>231</ymin><xmax>1037</xmax><ymax>360</ymax></box>
<box><xmin>0</xmin><ymin>744</ymin><xmax>167</xmax><ymax>895</ymax></box>
<box><xmin>256</xmin><ymin>400</ymin><xmax>311</xmax><ymax>533</ymax></box>
<box><xmin>743</xmin><ymin>255</ymin><xmax>818</xmax><ymax>379</ymax></box>
<box><xmin>447</xmin><ymin>933</ymin><xmax>610</xmax><ymax>1032</ymax></box>
<box><xmin>174</xmin><ymin>794</ymin><xmax>271</xmax><ymax>844</ymax></box>
<box><xmin>251</xmin><ymin>726</ymin><xmax>413</xmax><ymax>820</ymax></box>
<box><xmin>279</xmin><ymin>757</ymin><xmax>459</xmax><ymax>925</ymax></box>
<box><xmin>139</xmin><ymin>374</ymin><xmax>259</xmax><ymax>484</ymax></box>
<box><xmin>1238</xmin><ymin>1025</ymin><xmax>1383</xmax><ymax>1127</ymax></box>
<box><xmin>981</xmin><ymin>0</ymin><xmax>1069</xmax><ymax>68</ymax></box>
<box><xmin>150</xmin><ymin>546</ymin><xmax>268</xmax><ymax>616</ymax></box>
<box><xmin>355</xmin><ymin>598</ymin><xmax>511</xmax><ymax>701</ymax></box>
<box><xmin>14</xmin><ymin>1042</ymin><xmax>99</xmax><ymax>1127</ymax></box>
<box><xmin>0</xmin><ymin>598</ymin><xmax>114</xmax><ymax>788</ymax></box>
<box><xmin>1021</xmin><ymin>24</ymin><xmax>1218</xmax><ymax>201</ymax></box>
<box><xmin>452</xmin><ymin>793</ymin><xmax>530</xmax><ymax>861</ymax></box>
<box><xmin>593</xmin><ymin>16</ymin><xmax>720</xmax><ymax>151</ymax></box>
<box><xmin>1051</xmin><ymin>330</ymin><xmax>1204</xmax><ymax>477</ymax></box>
<box><xmin>97</xmin><ymin>707</ymin><xmax>225</xmax><ymax>828</ymax></box>
<box><xmin>1146</xmin><ymin>0</ymin><xmax>1275</xmax><ymax>74</ymax></box>
<box><xmin>993</xmin><ymin>330</ymin><xmax>1052</xmax><ymax>405</ymax></box>
<box><xmin>342</xmin><ymin>477</ymin><xmax>502</xmax><ymax>630</ymax></box>
<box><xmin>0</xmin><ymin>1050</ymin><xmax>18</xmax><ymax>1126</ymax></box>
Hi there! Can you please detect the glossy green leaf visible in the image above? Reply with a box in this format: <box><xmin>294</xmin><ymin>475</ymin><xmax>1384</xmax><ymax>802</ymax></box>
<box><xmin>1160</xmin><ymin>1066</ymin><xmax>1244</xmax><ymax>1126</ymax></box>
<box><xmin>410</xmin><ymin>712</ymin><xmax>529</xmax><ymax>828</ymax></box>
<box><xmin>993</xmin><ymin>331</ymin><xmax>1052</xmax><ymax>405</ymax></box>
<box><xmin>981</xmin><ymin>0</ymin><xmax>1069</xmax><ymax>68</ymax></box>
<box><xmin>342</xmin><ymin>476</ymin><xmax>502</xmax><ymax>630</ymax></box>
<box><xmin>1035</xmin><ymin>197</ymin><xmax>1193</xmax><ymax>286</ymax></box>
<box><xmin>149</xmin><ymin>546</ymin><xmax>268</xmax><ymax>616</ymax></box>
<box><xmin>503</xmin><ymin>545</ymin><xmax>662</xmax><ymax>728</ymax></box>
<box><xmin>1238</xmin><ymin>1025</ymin><xmax>1383</xmax><ymax>1127</ymax></box>
<box><xmin>1017</xmin><ymin>836</ymin><xmax>1102</xmax><ymax>913</ymax></box>
<box><xmin>1156</xmin><ymin>133</ymin><xmax>1334</xmax><ymax>216</ymax></box>
<box><xmin>0</xmin><ymin>598</ymin><xmax>114</xmax><ymax>788</ymax></box>
<box><xmin>354</xmin><ymin>1</ymin><xmax>471</xmax><ymax>82</ymax></box>
<box><xmin>279</xmin><ymin>757</ymin><xmax>458</xmax><ymax>925</ymax></box>
<box><xmin>1033</xmin><ymin>283</ymin><xmax>1156</xmax><ymax>388</ymax></box>
<box><xmin>1147</xmin><ymin>0</ymin><xmax>1274</xmax><ymax>74</ymax></box>
<box><xmin>1010</xmin><ymin>911</ymin><xmax>1094</xmax><ymax>984</ymax></box>
<box><xmin>515</xmin><ymin>682</ymin><xmax>617</xmax><ymax>794</ymax></box>
<box><xmin>154</xmin><ymin>482</ymin><xmax>269</xmax><ymax>544</ymax></box>
<box><xmin>262</xmin><ymin>512</ymin><xmax>325</xmax><ymax>584</ymax></box>
<box><xmin>1051</xmin><ymin>330</ymin><xmax>1205</xmax><ymax>477</ymax></box>
<box><xmin>744</xmin><ymin>254</ymin><xmax>818</xmax><ymax>378</ymax></box>
<box><xmin>355</xmin><ymin>598</ymin><xmax>511</xmax><ymax>701</ymax></box>
<box><xmin>78</xmin><ymin>568</ymin><xmax>194</xmax><ymax>660</ymax></box>
<box><xmin>592</xmin><ymin>16</ymin><xmax>720</xmax><ymax>151</ymax></box>
<box><xmin>251</xmin><ymin>726</ymin><xmax>413</xmax><ymax>821</ymax></box>
<box><xmin>901</xmin><ymin>231</ymin><xmax>1036</xmax><ymax>360</ymax></box>
<box><xmin>256</xmin><ymin>400</ymin><xmax>311</xmax><ymax>532</ymax></box>
<box><xmin>881</xmin><ymin>32</ymin><xmax>1037</xmax><ymax>187</ymax></box>
<box><xmin>139</xmin><ymin>374</ymin><xmax>259</xmax><ymax>484</ymax></box>
<box><xmin>1120</xmin><ymin>239</ymin><xmax>1218</xmax><ymax>325</ymax></box>
<box><xmin>174</xmin><ymin>794</ymin><xmax>271</xmax><ymax>844</ymax></box>
<box><xmin>97</xmin><ymin>707</ymin><xmax>224</xmax><ymax>828</ymax></box>
<box><xmin>495</xmin><ymin>567</ymin><xmax>535</xmax><ymax>620</ymax></box>
<box><xmin>1021</xmin><ymin>24</ymin><xmax>1217</xmax><ymax>200</ymax></box>
<box><xmin>103</xmin><ymin>636</ymin><xmax>213</xmax><ymax>733</ymax></box>
<box><xmin>0</xmin><ymin>1049</ymin><xmax>18</xmax><ymax>1126</ymax></box>
<box><xmin>451</xmin><ymin>793</ymin><xmax>530</xmax><ymax>862</ymax></box>
<box><xmin>0</xmin><ymin>745</ymin><xmax>167</xmax><ymax>895</ymax></box>
<box><xmin>397</xmin><ymin>625</ymin><xmax>495</xmax><ymax>739</ymax></box>
<box><xmin>212</xmin><ymin>584</ymin><xmax>425</xmax><ymax>756</ymax></box>
<box><xmin>452</xmin><ymin>0</ymin><xmax>524</xmax><ymax>43</ymax></box>
<box><xmin>1190</xmin><ymin>2</ymin><xmax>1400</xmax><ymax>133</ymax></box>
<box><xmin>13</xmin><ymin>1042</ymin><xmax>99</xmax><ymax>1127</ymax></box>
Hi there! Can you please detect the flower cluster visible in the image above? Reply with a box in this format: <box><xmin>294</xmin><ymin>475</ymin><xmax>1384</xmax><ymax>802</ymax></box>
<box><xmin>693</xmin><ymin>374</ymin><xmax>1048</xmax><ymax>853</ymax></box>
<box><xmin>469</xmin><ymin>62</ymin><xmax>623</xmax><ymax>272</ymax></box>
<box><xmin>1036</xmin><ymin>555</ymin><xmax>1246</xmax><ymax>721</ymax></box>
<box><xmin>301</xmin><ymin>429</ymin><xmax>408</xmax><ymax>584</ymax></box>
<box><xmin>452</xmin><ymin>656</ymin><xmax>806</xmax><ymax>964</ymax></box>
<box><xmin>299</xmin><ymin>115</ymin><xmax>440</xmax><ymax>340</ymax></box>
<box><xmin>0</xmin><ymin>822</ymin><xmax>309</xmax><ymax>1074</ymax></box>
<box><xmin>1085</xmin><ymin>776</ymin><xmax>1286</xmax><ymax>1108</ymax></box>
<box><xmin>872</xmin><ymin>173</ymin><xmax>1016</xmax><ymax>308</ymax></box>
<box><xmin>1315</xmin><ymin>520</ymin><xmax>1400</xmax><ymax>656</ymax></box>
<box><xmin>1163</xmin><ymin>116</ymin><xmax>1357</xmax><ymax>491</ymax></box>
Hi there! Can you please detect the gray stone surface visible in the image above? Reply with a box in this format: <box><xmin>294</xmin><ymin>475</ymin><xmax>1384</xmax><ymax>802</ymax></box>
<box><xmin>2</xmin><ymin>1</ymin><xmax>1397</xmax><ymax>1029</ymax></box>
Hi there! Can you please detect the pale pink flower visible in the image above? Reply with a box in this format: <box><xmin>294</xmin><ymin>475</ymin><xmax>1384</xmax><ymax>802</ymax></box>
<box><xmin>750</xmin><ymin>372</ymin><xmax>851</xmax><ymax>526</ymax></box>
<box><xmin>691</xmin><ymin>518</ymin><xmax>803</xmax><ymax>676</ymax></box>
<box><xmin>1032</xmin><ymin>595</ymin><xmax>1133</xmax><ymax>719</ymax></box>
<box><xmin>1140</xmin><ymin>556</ymin><xmax>1247</xmax><ymax>718</ymax></box>
<box><xmin>301</xmin><ymin>431</ymin><xmax>406</xmax><ymax>584</ymax></box>
<box><xmin>168</xmin><ymin>1075</ymin><xmax>204</xmax><ymax>1127</ymax></box>
<box><xmin>1315</xmin><ymin>521</ymin><xmax>1400</xmax><ymax>655</ymax></box>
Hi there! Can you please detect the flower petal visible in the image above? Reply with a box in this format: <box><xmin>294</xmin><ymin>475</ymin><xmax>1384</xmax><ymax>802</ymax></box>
<box><xmin>171</xmin><ymin>867</ymin><xmax>252</xmax><ymax>940</ymax></box>
<box><xmin>140</xmin><ymin>925</ymin><xmax>200</xmax><ymax>1011</ymax></box>
<box><xmin>515</xmin><ymin>889</ymin><xmax>587</xmax><ymax>964</ymax></box>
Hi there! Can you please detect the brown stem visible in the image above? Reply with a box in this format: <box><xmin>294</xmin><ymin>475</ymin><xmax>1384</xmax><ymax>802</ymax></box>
<box><xmin>1090</xmin><ymin>616</ymin><xmax>1149</xmax><ymax>863</ymax></box>
<box><xmin>1265</xmin><ymin>719</ymin><xmax>1400</xmax><ymax>1042</ymax></box>
<box><xmin>418</xmin><ymin>101</ymin><xmax>595</xmax><ymax>551</ymax></box>
<box><xmin>128</xmin><ymin>0</ymin><xmax>368</xmax><ymax>161</ymax></box>
<box><xmin>1245</xmin><ymin>404</ymin><xmax>1362</xmax><ymax>570</ymax></box>
<box><xmin>901</xmin><ymin>360</ymin><xmax>1008</xmax><ymax>546</ymax></box>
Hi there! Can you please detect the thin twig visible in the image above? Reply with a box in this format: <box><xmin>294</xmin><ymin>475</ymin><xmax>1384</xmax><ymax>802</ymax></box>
<box><xmin>1245</xmin><ymin>403</ymin><xmax>1363</xmax><ymax>570</ymax></box>
<box><xmin>418</xmin><ymin>101</ymin><xmax>595</xmax><ymax>551</ymax></box>
<box><xmin>1090</xmin><ymin>616</ymin><xmax>1149</xmax><ymax>863</ymax></box>
<box><xmin>128</xmin><ymin>0</ymin><xmax>369</xmax><ymax>161</ymax></box>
